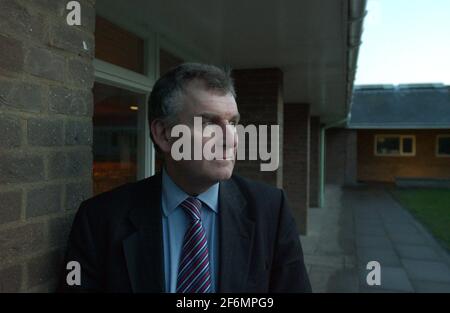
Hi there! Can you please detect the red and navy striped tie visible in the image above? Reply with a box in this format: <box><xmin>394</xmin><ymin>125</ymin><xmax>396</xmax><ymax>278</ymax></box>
<box><xmin>176</xmin><ymin>197</ymin><xmax>212</xmax><ymax>293</ymax></box>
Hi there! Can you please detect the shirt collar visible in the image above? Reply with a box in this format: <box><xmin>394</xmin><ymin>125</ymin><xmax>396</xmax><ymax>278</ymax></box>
<box><xmin>161</xmin><ymin>167</ymin><xmax>219</xmax><ymax>217</ymax></box>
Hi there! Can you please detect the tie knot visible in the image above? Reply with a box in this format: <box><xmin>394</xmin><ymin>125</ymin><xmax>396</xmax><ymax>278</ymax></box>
<box><xmin>180</xmin><ymin>197</ymin><xmax>202</xmax><ymax>221</ymax></box>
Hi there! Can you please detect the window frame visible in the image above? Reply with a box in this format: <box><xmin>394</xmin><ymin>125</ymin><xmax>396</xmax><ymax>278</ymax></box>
<box><xmin>436</xmin><ymin>135</ymin><xmax>450</xmax><ymax>157</ymax></box>
<box><xmin>374</xmin><ymin>134</ymin><xmax>416</xmax><ymax>157</ymax></box>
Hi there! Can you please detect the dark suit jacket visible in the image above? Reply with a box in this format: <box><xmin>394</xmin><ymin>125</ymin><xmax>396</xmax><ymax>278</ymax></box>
<box><xmin>59</xmin><ymin>172</ymin><xmax>311</xmax><ymax>293</ymax></box>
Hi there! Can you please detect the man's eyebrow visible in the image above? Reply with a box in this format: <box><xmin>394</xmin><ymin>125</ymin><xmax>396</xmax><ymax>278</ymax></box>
<box><xmin>197</xmin><ymin>112</ymin><xmax>240</xmax><ymax>122</ymax></box>
<box><xmin>197</xmin><ymin>112</ymin><xmax>217</xmax><ymax>120</ymax></box>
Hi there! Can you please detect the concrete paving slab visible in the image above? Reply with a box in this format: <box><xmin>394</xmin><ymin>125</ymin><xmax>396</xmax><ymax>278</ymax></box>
<box><xmin>358</xmin><ymin>265</ymin><xmax>414</xmax><ymax>292</ymax></box>
<box><xmin>390</xmin><ymin>232</ymin><xmax>428</xmax><ymax>245</ymax></box>
<box><xmin>411</xmin><ymin>280</ymin><xmax>450</xmax><ymax>293</ymax></box>
<box><xmin>357</xmin><ymin>247</ymin><xmax>401</xmax><ymax>267</ymax></box>
<box><xmin>356</xmin><ymin>235</ymin><xmax>393</xmax><ymax>249</ymax></box>
<box><xmin>396</xmin><ymin>244</ymin><xmax>440</xmax><ymax>261</ymax></box>
<box><xmin>402</xmin><ymin>259</ymin><xmax>450</xmax><ymax>283</ymax></box>
<box><xmin>309</xmin><ymin>265</ymin><xmax>338</xmax><ymax>293</ymax></box>
<box><xmin>327</xmin><ymin>268</ymin><xmax>359</xmax><ymax>293</ymax></box>
<box><xmin>304</xmin><ymin>184</ymin><xmax>450</xmax><ymax>293</ymax></box>
<box><xmin>304</xmin><ymin>254</ymin><xmax>346</xmax><ymax>269</ymax></box>
<box><xmin>384</xmin><ymin>222</ymin><xmax>420</xmax><ymax>236</ymax></box>
<box><xmin>355</xmin><ymin>224</ymin><xmax>387</xmax><ymax>236</ymax></box>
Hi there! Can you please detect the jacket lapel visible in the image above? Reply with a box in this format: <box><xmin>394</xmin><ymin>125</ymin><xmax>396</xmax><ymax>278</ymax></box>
<box><xmin>122</xmin><ymin>173</ymin><xmax>255</xmax><ymax>293</ymax></box>
<box><xmin>218</xmin><ymin>177</ymin><xmax>255</xmax><ymax>292</ymax></box>
<box><xmin>123</xmin><ymin>172</ymin><xmax>165</xmax><ymax>293</ymax></box>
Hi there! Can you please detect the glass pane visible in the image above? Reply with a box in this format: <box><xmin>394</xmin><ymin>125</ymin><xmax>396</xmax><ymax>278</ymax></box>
<box><xmin>93</xmin><ymin>82</ymin><xmax>144</xmax><ymax>195</ymax></box>
<box><xmin>376</xmin><ymin>137</ymin><xmax>400</xmax><ymax>155</ymax></box>
<box><xmin>95</xmin><ymin>16</ymin><xmax>145</xmax><ymax>74</ymax></box>
<box><xmin>402</xmin><ymin>137</ymin><xmax>413</xmax><ymax>154</ymax></box>
<box><xmin>438</xmin><ymin>137</ymin><xmax>450</xmax><ymax>155</ymax></box>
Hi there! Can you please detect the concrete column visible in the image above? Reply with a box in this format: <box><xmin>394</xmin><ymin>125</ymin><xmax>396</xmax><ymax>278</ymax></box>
<box><xmin>325</xmin><ymin>128</ymin><xmax>357</xmax><ymax>185</ymax></box>
<box><xmin>345</xmin><ymin>130</ymin><xmax>357</xmax><ymax>185</ymax></box>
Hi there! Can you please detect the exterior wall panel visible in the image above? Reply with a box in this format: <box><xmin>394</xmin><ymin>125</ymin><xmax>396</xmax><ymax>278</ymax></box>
<box><xmin>357</xmin><ymin>129</ymin><xmax>450</xmax><ymax>182</ymax></box>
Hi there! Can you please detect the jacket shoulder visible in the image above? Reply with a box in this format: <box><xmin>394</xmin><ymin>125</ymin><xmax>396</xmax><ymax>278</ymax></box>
<box><xmin>230</xmin><ymin>173</ymin><xmax>282</xmax><ymax>198</ymax></box>
<box><xmin>83</xmin><ymin>182</ymin><xmax>133</xmax><ymax>206</ymax></box>
<box><xmin>78</xmin><ymin>174</ymin><xmax>160</xmax><ymax>219</ymax></box>
<box><xmin>229</xmin><ymin>174</ymin><xmax>285</xmax><ymax>217</ymax></box>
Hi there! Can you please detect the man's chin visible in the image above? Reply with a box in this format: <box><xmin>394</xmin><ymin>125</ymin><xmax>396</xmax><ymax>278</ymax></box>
<box><xmin>207</xmin><ymin>161</ymin><xmax>234</xmax><ymax>181</ymax></box>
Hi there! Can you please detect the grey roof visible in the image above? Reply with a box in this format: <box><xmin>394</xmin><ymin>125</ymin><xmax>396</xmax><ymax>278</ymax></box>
<box><xmin>348</xmin><ymin>84</ymin><xmax>450</xmax><ymax>129</ymax></box>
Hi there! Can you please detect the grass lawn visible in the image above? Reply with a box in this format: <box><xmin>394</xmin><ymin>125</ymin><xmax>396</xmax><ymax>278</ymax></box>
<box><xmin>389</xmin><ymin>188</ymin><xmax>450</xmax><ymax>251</ymax></box>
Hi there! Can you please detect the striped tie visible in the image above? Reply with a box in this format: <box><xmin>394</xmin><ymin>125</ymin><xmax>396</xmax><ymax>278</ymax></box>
<box><xmin>176</xmin><ymin>197</ymin><xmax>212</xmax><ymax>293</ymax></box>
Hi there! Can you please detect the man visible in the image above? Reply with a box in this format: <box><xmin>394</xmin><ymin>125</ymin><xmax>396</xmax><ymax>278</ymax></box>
<box><xmin>59</xmin><ymin>63</ymin><xmax>311</xmax><ymax>293</ymax></box>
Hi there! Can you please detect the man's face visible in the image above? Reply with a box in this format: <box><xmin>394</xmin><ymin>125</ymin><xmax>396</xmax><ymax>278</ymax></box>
<box><xmin>167</xmin><ymin>79</ymin><xmax>239</xmax><ymax>185</ymax></box>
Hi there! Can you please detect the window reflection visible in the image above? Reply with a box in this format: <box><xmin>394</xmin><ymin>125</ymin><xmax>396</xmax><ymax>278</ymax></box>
<box><xmin>93</xmin><ymin>82</ymin><xmax>143</xmax><ymax>195</ymax></box>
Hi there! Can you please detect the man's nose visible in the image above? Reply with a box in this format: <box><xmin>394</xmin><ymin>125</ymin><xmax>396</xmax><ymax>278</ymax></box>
<box><xmin>222</xmin><ymin>123</ymin><xmax>237</xmax><ymax>149</ymax></box>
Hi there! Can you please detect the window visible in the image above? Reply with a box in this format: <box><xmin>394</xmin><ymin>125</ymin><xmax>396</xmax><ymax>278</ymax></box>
<box><xmin>436</xmin><ymin>135</ymin><xmax>450</xmax><ymax>157</ymax></box>
<box><xmin>92</xmin><ymin>82</ymin><xmax>146</xmax><ymax>195</ymax></box>
<box><xmin>374</xmin><ymin>135</ymin><xmax>415</xmax><ymax>156</ymax></box>
<box><xmin>95</xmin><ymin>16</ymin><xmax>145</xmax><ymax>74</ymax></box>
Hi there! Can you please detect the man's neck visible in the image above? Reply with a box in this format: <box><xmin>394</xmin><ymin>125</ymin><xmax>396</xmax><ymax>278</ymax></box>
<box><xmin>164</xmin><ymin>163</ymin><xmax>214</xmax><ymax>196</ymax></box>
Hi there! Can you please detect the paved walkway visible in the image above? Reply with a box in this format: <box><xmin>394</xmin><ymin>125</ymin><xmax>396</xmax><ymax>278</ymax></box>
<box><xmin>300</xmin><ymin>184</ymin><xmax>450</xmax><ymax>293</ymax></box>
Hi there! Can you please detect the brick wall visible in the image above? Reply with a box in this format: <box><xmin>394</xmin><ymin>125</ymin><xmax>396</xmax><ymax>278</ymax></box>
<box><xmin>0</xmin><ymin>0</ymin><xmax>95</xmax><ymax>292</ymax></box>
<box><xmin>283</xmin><ymin>103</ymin><xmax>310</xmax><ymax>235</ymax></box>
<box><xmin>232</xmin><ymin>68</ymin><xmax>283</xmax><ymax>187</ymax></box>
<box><xmin>309</xmin><ymin>116</ymin><xmax>320</xmax><ymax>207</ymax></box>
<box><xmin>357</xmin><ymin>129</ymin><xmax>450</xmax><ymax>182</ymax></box>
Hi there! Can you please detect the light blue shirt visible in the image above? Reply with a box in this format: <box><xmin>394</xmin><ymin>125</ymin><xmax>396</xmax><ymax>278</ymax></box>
<box><xmin>161</xmin><ymin>168</ymin><xmax>219</xmax><ymax>292</ymax></box>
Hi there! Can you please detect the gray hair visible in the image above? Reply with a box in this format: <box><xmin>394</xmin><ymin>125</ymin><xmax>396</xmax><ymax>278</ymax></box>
<box><xmin>148</xmin><ymin>63</ymin><xmax>236</xmax><ymax>148</ymax></box>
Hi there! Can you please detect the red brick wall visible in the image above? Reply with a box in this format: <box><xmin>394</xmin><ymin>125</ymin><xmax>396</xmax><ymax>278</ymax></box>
<box><xmin>309</xmin><ymin>116</ymin><xmax>320</xmax><ymax>207</ymax></box>
<box><xmin>357</xmin><ymin>129</ymin><xmax>450</xmax><ymax>182</ymax></box>
<box><xmin>232</xmin><ymin>68</ymin><xmax>283</xmax><ymax>187</ymax></box>
<box><xmin>284</xmin><ymin>103</ymin><xmax>310</xmax><ymax>235</ymax></box>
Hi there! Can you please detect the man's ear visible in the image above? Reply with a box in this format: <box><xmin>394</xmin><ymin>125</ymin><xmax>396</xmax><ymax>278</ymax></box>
<box><xmin>150</xmin><ymin>119</ymin><xmax>171</xmax><ymax>153</ymax></box>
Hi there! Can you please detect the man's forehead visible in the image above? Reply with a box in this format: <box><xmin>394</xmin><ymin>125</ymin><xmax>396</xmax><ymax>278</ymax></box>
<box><xmin>183</xmin><ymin>78</ymin><xmax>208</xmax><ymax>91</ymax></box>
<box><xmin>190</xmin><ymin>96</ymin><xmax>237</xmax><ymax>114</ymax></box>
<box><xmin>183</xmin><ymin>79</ymin><xmax>233</xmax><ymax>99</ymax></box>
<box><xmin>182</xmin><ymin>83</ymin><xmax>236</xmax><ymax>107</ymax></box>
<box><xmin>197</xmin><ymin>110</ymin><xmax>240</xmax><ymax>121</ymax></box>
